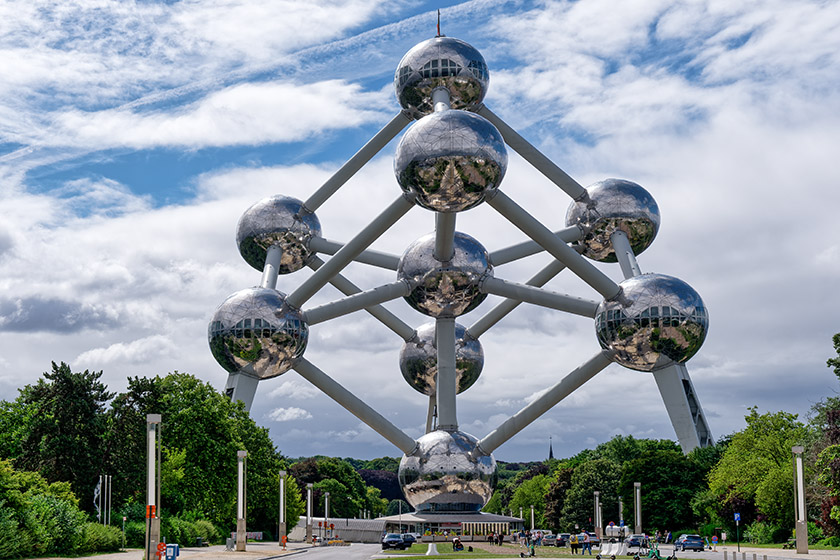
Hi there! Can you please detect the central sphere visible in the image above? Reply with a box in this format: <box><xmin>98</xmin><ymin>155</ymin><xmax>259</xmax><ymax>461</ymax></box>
<box><xmin>395</xmin><ymin>110</ymin><xmax>507</xmax><ymax>212</ymax></box>
<box><xmin>399</xmin><ymin>322</ymin><xmax>484</xmax><ymax>395</ymax></box>
<box><xmin>595</xmin><ymin>273</ymin><xmax>708</xmax><ymax>371</ymax></box>
<box><xmin>397</xmin><ymin>232</ymin><xmax>492</xmax><ymax>317</ymax></box>
<box><xmin>565</xmin><ymin>179</ymin><xmax>660</xmax><ymax>262</ymax></box>
<box><xmin>399</xmin><ymin>430</ymin><xmax>497</xmax><ymax>513</ymax></box>
<box><xmin>236</xmin><ymin>195</ymin><xmax>322</xmax><ymax>273</ymax></box>
<box><xmin>208</xmin><ymin>287</ymin><xmax>308</xmax><ymax>379</ymax></box>
<box><xmin>395</xmin><ymin>36</ymin><xmax>489</xmax><ymax>117</ymax></box>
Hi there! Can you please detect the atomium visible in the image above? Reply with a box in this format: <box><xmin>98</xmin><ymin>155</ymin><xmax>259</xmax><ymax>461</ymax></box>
<box><xmin>395</xmin><ymin>109</ymin><xmax>507</xmax><ymax>212</ymax></box>
<box><xmin>236</xmin><ymin>195</ymin><xmax>322</xmax><ymax>273</ymax></box>
<box><xmin>209</xmin><ymin>29</ymin><xmax>713</xmax><ymax>515</ymax></box>
<box><xmin>395</xmin><ymin>36</ymin><xmax>489</xmax><ymax>117</ymax></box>
<box><xmin>400</xmin><ymin>322</ymin><xmax>483</xmax><ymax>395</ymax></box>
<box><xmin>596</xmin><ymin>273</ymin><xmax>708</xmax><ymax>372</ymax></box>
<box><xmin>397</xmin><ymin>231</ymin><xmax>492</xmax><ymax>317</ymax></box>
<box><xmin>398</xmin><ymin>430</ymin><xmax>497</xmax><ymax>512</ymax></box>
<box><xmin>208</xmin><ymin>287</ymin><xmax>308</xmax><ymax>379</ymax></box>
<box><xmin>566</xmin><ymin>179</ymin><xmax>660</xmax><ymax>262</ymax></box>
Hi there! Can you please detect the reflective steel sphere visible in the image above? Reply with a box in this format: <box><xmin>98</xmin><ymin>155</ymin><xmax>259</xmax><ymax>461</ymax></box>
<box><xmin>399</xmin><ymin>430</ymin><xmax>497</xmax><ymax>512</ymax></box>
<box><xmin>397</xmin><ymin>232</ymin><xmax>492</xmax><ymax>317</ymax></box>
<box><xmin>400</xmin><ymin>322</ymin><xmax>484</xmax><ymax>395</ymax></box>
<box><xmin>395</xmin><ymin>36</ymin><xmax>489</xmax><ymax>117</ymax></box>
<box><xmin>208</xmin><ymin>287</ymin><xmax>308</xmax><ymax>379</ymax></box>
<box><xmin>565</xmin><ymin>179</ymin><xmax>660</xmax><ymax>262</ymax></box>
<box><xmin>595</xmin><ymin>273</ymin><xmax>708</xmax><ymax>372</ymax></box>
<box><xmin>236</xmin><ymin>195</ymin><xmax>322</xmax><ymax>273</ymax></box>
<box><xmin>395</xmin><ymin>110</ymin><xmax>507</xmax><ymax>212</ymax></box>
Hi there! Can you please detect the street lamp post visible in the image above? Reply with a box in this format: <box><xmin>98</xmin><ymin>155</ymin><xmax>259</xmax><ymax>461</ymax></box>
<box><xmin>325</xmin><ymin>491</ymin><xmax>330</xmax><ymax>540</ymax></box>
<box><xmin>594</xmin><ymin>491</ymin><xmax>602</xmax><ymax>539</ymax></box>
<box><xmin>634</xmin><ymin>482</ymin><xmax>642</xmax><ymax>535</ymax></box>
<box><xmin>236</xmin><ymin>450</ymin><xmax>247</xmax><ymax>551</ymax></box>
<box><xmin>530</xmin><ymin>505</ymin><xmax>535</xmax><ymax>531</ymax></box>
<box><xmin>306</xmin><ymin>483</ymin><xmax>314</xmax><ymax>544</ymax></box>
<box><xmin>792</xmin><ymin>446</ymin><xmax>808</xmax><ymax>554</ymax></box>
<box><xmin>144</xmin><ymin>414</ymin><xmax>161</xmax><ymax>560</ymax></box>
<box><xmin>278</xmin><ymin>470</ymin><xmax>286</xmax><ymax>545</ymax></box>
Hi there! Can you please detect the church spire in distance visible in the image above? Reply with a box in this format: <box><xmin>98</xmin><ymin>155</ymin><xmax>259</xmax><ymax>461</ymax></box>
<box><xmin>549</xmin><ymin>436</ymin><xmax>554</xmax><ymax>460</ymax></box>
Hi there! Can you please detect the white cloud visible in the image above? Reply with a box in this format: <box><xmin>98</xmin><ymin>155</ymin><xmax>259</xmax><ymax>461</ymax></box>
<box><xmin>268</xmin><ymin>379</ymin><xmax>322</xmax><ymax>400</ymax></box>
<box><xmin>268</xmin><ymin>407</ymin><xmax>313</xmax><ymax>422</ymax></box>
<box><xmin>76</xmin><ymin>335</ymin><xmax>178</xmax><ymax>366</ymax></box>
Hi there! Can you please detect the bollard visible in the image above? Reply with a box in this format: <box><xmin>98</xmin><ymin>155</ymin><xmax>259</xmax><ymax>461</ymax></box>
<box><xmin>723</xmin><ymin>552</ymin><xmax>727</xmax><ymax>560</ymax></box>
<box><xmin>752</xmin><ymin>554</ymin><xmax>756</xmax><ymax>560</ymax></box>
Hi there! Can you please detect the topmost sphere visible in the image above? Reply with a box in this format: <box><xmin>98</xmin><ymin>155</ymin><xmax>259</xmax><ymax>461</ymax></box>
<box><xmin>395</xmin><ymin>37</ymin><xmax>489</xmax><ymax>117</ymax></box>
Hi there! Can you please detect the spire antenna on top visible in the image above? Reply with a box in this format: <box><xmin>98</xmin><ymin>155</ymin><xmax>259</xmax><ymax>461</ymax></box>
<box><xmin>436</xmin><ymin>9</ymin><xmax>443</xmax><ymax>37</ymax></box>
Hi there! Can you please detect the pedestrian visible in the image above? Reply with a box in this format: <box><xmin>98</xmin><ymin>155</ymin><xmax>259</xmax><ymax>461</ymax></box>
<box><xmin>582</xmin><ymin>532</ymin><xmax>591</xmax><ymax>555</ymax></box>
<box><xmin>666</xmin><ymin>531</ymin><xmax>672</xmax><ymax>544</ymax></box>
<box><xmin>570</xmin><ymin>532</ymin><xmax>579</xmax><ymax>555</ymax></box>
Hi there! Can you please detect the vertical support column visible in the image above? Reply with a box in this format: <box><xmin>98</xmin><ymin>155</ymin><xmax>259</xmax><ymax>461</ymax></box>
<box><xmin>793</xmin><ymin>446</ymin><xmax>808</xmax><ymax>554</ymax></box>
<box><xmin>260</xmin><ymin>245</ymin><xmax>283</xmax><ymax>290</ymax></box>
<box><xmin>278</xmin><ymin>470</ymin><xmax>287</xmax><ymax>545</ymax></box>
<box><xmin>145</xmin><ymin>414</ymin><xmax>161</xmax><ymax>560</ymax></box>
<box><xmin>236</xmin><ymin>450</ymin><xmax>247</xmax><ymax>551</ymax></box>
<box><xmin>224</xmin><ymin>373</ymin><xmax>260</xmax><ymax>413</ymax></box>
<box><xmin>425</xmin><ymin>395</ymin><xmax>436</xmax><ymax>434</ymax></box>
<box><xmin>634</xmin><ymin>483</ymin><xmax>642</xmax><ymax>534</ymax></box>
<box><xmin>435</xmin><ymin>318</ymin><xmax>458</xmax><ymax>431</ymax></box>
<box><xmin>306</xmin><ymin>483</ymin><xmax>313</xmax><ymax>544</ymax></box>
<box><xmin>325</xmin><ymin>492</ymin><xmax>331</xmax><ymax>540</ymax></box>
<box><xmin>530</xmin><ymin>505</ymin><xmax>535</xmax><ymax>531</ymax></box>
<box><xmin>594</xmin><ymin>491</ymin><xmax>602</xmax><ymax>539</ymax></box>
<box><xmin>651</xmin><ymin>363</ymin><xmax>713</xmax><ymax>452</ymax></box>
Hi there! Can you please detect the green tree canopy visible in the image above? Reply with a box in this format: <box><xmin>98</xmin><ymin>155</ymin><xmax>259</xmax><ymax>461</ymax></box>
<box><xmin>560</xmin><ymin>458</ymin><xmax>621</xmax><ymax>531</ymax></box>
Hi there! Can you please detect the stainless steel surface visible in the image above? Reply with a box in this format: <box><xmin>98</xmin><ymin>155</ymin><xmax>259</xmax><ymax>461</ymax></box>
<box><xmin>595</xmin><ymin>273</ymin><xmax>708</xmax><ymax>371</ymax></box>
<box><xmin>395</xmin><ymin>36</ymin><xmax>489</xmax><ymax>117</ymax></box>
<box><xmin>397</xmin><ymin>231</ymin><xmax>492</xmax><ymax>317</ymax></box>
<box><xmin>566</xmin><ymin>178</ymin><xmax>660</xmax><ymax>262</ymax></box>
<box><xmin>236</xmin><ymin>195</ymin><xmax>322</xmax><ymax>273</ymax></box>
<box><xmin>479</xmin><ymin>276</ymin><xmax>599</xmax><ymax>318</ymax></box>
<box><xmin>399</xmin><ymin>430</ymin><xmax>497</xmax><ymax>512</ymax></box>
<box><xmin>400</xmin><ymin>322</ymin><xmax>483</xmax><ymax>396</ymax></box>
<box><xmin>304</xmin><ymin>280</ymin><xmax>410</xmax><ymax>325</ymax></box>
<box><xmin>395</xmin><ymin>109</ymin><xmax>507</xmax><ymax>212</ymax></box>
<box><xmin>208</xmin><ymin>287</ymin><xmax>308</xmax><ymax>379</ymax></box>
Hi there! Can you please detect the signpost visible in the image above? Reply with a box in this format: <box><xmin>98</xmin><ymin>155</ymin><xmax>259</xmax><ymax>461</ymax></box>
<box><xmin>734</xmin><ymin>513</ymin><xmax>740</xmax><ymax>552</ymax></box>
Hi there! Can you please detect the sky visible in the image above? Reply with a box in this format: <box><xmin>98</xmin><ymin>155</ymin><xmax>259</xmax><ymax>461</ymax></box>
<box><xmin>1</xmin><ymin>0</ymin><xmax>839</xmax><ymax>463</ymax></box>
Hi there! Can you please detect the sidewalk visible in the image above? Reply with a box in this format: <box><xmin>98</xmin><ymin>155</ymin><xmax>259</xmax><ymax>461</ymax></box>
<box><xmin>33</xmin><ymin>542</ymin><xmax>312</xmax><ymax>560</ymax></box>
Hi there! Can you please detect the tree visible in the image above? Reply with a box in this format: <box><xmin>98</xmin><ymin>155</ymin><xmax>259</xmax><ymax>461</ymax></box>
<box><xmin>544</xmin><ymin>467</ymin><xmax>573</xmax><ymax>530</ymax></box>
<box><xmin>827</xmin><ymin>333</ymin><xmax>840</xmax><ymax>380</ymax></box>
<box><xmin>14</xmin><ymin>362</ymin><xmax>113</xmax><ymax>512</ymax></box>
<box><xmin>708</xmin><ymin>407</ymin><xmax>810</xmax><ymax>529</ymax></box>
<box><xmin>510</xmin><ymin>474</ymin><xmax>551</xmax><ymax>529</ymax></box>
<box><xmin>559</xmin><ymin>459</ymin><xmax>621</xmax><ymax>531</ymax></box>
<box><xmin>619</xmin><ymin>450</ymin><xmax>704</xmax><ymax>531</ymax></box>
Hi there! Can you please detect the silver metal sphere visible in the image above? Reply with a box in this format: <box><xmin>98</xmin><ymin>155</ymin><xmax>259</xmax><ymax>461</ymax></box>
<box><xmin>397</xmin><ymin>232</ymin><xmax>492</xmax><ymax>317</ymax></box>
<box><xmin>399</xmin><ymin>430</ymin><xmax>497</xmax><ymax>512</ymax></box>
<box><xmin>236</xmin><ymin>195</ymin><xmax>322</xmax><ymax>273</ymax></box>
<box><xmin>208</xmin><ymin>287</ymin><xmax>308</xmax><ymax>379</ymax></box>
<box><xmin>400</xmin><ymin>322</ymin><xmax>484</xmax><ymax>395</ymax></box>
<box><xmin>395</xmin><ymin>110</ymin><xmax>507</xmax><ymax>212</ymax></box>
<box><xmin>395</xmin><ymin>36</ymin><xmax>489</xmax><ymax>117</ymax></box>
<box><xmin>595</xmin><ymin>273</ymin><xmax>708</xmax><ymax>372</ymax></box>
<box><xmin>565</xmin><ymin>179</ymin><xmax>660</xmax><ymax>262</ymax></box>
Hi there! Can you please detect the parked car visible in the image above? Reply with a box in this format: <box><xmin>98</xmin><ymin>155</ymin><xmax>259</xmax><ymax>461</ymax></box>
<box><xmin>626</xmin><ymin>534</ymin><xmax>648</xmax><ymax>548</ymax></box>
<box><xmin>587</xmin><ymin>532</ymin><xmax>601</xmax><ymax>547</ymax></box>
<box><xmin>557</xmin><ymin>533</ymin><xmax>570</xmax><ymax>547</ymax></box>
<box><xmin>542</xmin><ymin>534</ymin><xmax>557</xmax><ymax>546</ymax></box>
<box><xmin>381</xmin><ymin>533</ymin><xmax>408</xmax><ymax>550</ymax></box>
<box><xmin>401</xmin><ymin>534</ymin><xmax>417</xmax><ymax>547</ymax></box>
<box><xmin>675</xmin><ymin>534</ymin><xmax>705</xmax><ymax>552</ymax></box>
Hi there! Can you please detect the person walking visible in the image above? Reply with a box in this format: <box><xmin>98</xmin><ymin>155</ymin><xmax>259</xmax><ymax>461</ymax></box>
<box><xmin>582</xmin><ymin>532</ymin><xmax>592</xmax><ymax>555</ymax></box>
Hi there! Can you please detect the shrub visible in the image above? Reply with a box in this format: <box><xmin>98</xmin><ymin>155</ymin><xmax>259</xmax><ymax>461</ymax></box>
<box><xmin>746</xmin><ymin>521</ymin><xmax>788</xmax><ymax>544</ymax></box>
<box><xmin>0</xmin><ymin>504</ymin><xmax>23</xmax><ymax>560</ymax></box>
<box><xmin>193</xmin><ymin>519</ymin><xmax>221</xmax><ymax>544</ymax></box>
<box><xmin>125</xmin><ymin>520</ymin><xmax>147</xmax><ymax>548</ymax></box>
<box><xmin>24</xmin><ymin>494</ymin><xmax>87</xmax><ymax>554</ymax></box>
<box><xmin>808</xmin><ymin>521</ymin><xmax>825</xmax><ymax>545</ymax></box>
<box><xmin>82</xmin><ymin>523</ymin><xmax>122</xmax><ymax>552</ymax></box>
<box><xmin>818</xmin><ymin>535</ymin><xmax>840</xmax><ymax>547</ymax></box>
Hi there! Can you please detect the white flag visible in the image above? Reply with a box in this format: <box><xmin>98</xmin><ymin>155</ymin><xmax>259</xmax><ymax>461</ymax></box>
<box><xmin>93</xmin><ymin>477</ymin><xmax>101</xmax><ymax>521</ymax></box>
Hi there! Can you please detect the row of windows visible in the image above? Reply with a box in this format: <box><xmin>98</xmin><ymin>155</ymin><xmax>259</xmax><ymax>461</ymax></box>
<box><xmin>397</xmin><ymin>58</ymin><xmax>489</xmax><ymax>87</ymax></box>
<box><xmin>596</xmin><ymin>306</ymin><xmax>708</xmax><ymax>330</ymax></box>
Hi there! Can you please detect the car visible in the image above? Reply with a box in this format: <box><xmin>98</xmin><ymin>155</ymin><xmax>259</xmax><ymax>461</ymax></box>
<box><xmin>675</xmin><ymin>534</ymin><xmax>705</xmax><ymax>552</ymax></box>
<box><xmin>381</xmin><ymin>533</ymin><xmax>408</xmax><ymax>550</ymax></box>
<box><xmin>626</xmin><ymin>534</ymin><xmax>648</xmax><ymax>548</ymax></box>
<box><xmin>401</xmin><ymin>533</ymin><xmax>417</xmax><ymax>547</ymax></box>
<box><xmin>557</xmin><ymin>533</ymin><xmax>570</xmax><ymax>547</ymax></box>
<box><xmin>587</xmin><ymin>532</ymin><xmax>601</xmax><ymax>547</ymax></box>
<box><xmin>542</xmin><ymin>534</ymin><xmax>557</xmax><ymax>546</ymax></box>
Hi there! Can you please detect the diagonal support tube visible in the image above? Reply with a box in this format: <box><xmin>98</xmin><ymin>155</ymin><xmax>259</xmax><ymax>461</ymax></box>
<box><xmin>487</xmin><ymin>191</ymin><xmax>620</xmax><ymax>299</ymax></box>
<box><xmin>309</xmin><ymin>237</ymin><xmax>400</xmax><ymax>271</ymax></box>
<box><xmin>467</xmin><ymin>259</ymin><xmax>568</xmax><ymax>339</ymax></box>
<box><xmin>307</xmin><ymin>256</ymin><xmax>415</xmax><ymax>341</ymax></box>
<box><xmin>260</xmin><ymin>245</ymin><xmax>283</xmax><ymax>290</ymax></box>
<box><xmin>286</xmin><ymin>195</ymin><xmax>414</xmax><ymax>309</ymax></box>
<box><xmin>477</xmin><ymin>105</ymin><xmax>589</xmax><ymax>202</ymax></box>
<box><xmin>294</xmin><ymin>358</ymin><xmax>417</xmax><ymax>454</ymax></box>
<box><xmin>303</xmin><ymin>111</ymin><xmax>412</xmax><ymax>214</ymax></box>
<box><xmin>478</xmin><ymin>350</ymin><xmax>612</xmax><ymax>453</ymax></box>
<box><xmin>480</xmin><ymin>277</ymin><xmax>599</xmax><ymax>318</ymax></box>
<box><xmin>304</xmin><ymin>281</ymin><xmax>410</xmax><ymax>325</ymax></box>
<box><xmin>489</xmin><ymin>226</ymin><xmax>583</xmax><ymax>266</ymax></box>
